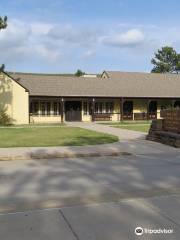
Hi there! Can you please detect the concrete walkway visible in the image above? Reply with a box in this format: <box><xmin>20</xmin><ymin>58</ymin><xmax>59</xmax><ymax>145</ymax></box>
<box><xmin>0</xmin><ymin>122</ymin><xmax>180</xmax><ymax>160</ymax></box>
<box><xmin>66</xmin><ymin>121</ymin><xmax>146</xmax><ymax>140</ymax></box>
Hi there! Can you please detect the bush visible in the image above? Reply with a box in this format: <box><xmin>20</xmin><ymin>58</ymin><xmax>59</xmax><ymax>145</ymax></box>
<box><xmin>0</xmin><ymin>109</ymin><xmax>13</xmax><ymax>125</ymax></box>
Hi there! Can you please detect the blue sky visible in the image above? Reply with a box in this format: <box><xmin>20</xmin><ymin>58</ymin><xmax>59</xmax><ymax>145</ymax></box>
<box><xmin>0</xmin><ymin>0</ymin><xmax>180</xmax><ymax>73</ymax></box>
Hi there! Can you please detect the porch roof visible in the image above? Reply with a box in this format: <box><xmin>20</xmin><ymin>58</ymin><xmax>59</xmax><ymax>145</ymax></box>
<box><xmin>7</xmin><ymin>71</ymin><xmax>180</xmax><ymax>98</ymax></box>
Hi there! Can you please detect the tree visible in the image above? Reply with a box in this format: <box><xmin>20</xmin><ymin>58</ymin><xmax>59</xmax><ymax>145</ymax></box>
<box><xmin>0</xmin><ymin>16</ymin><xmax>7</xmax><ymax>72</ymax></box>
<box><xmin>0</xmin><ymin>64</ymin><xmax>5</xmax><ymax>72</ymax></box>
<box><xmin>75</xmin><ymin>69</ymin><xmax>85</xmax><ymax>77</ymax></box>
<box><xmin>0</xmin><ymin>16</ymin><xmax>7</xmax><ymax>30</ymax></box>
<box><xmin>151</xmin><ymin>46</ymin><xmax>180</xmax><ymax>74</ymax></box>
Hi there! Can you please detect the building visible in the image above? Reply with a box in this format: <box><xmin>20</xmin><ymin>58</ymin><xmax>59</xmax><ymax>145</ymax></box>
<box><xmin>0</xmin><ymin>70</ymin><xmax>180</xmax><ymax>124</ymax></box>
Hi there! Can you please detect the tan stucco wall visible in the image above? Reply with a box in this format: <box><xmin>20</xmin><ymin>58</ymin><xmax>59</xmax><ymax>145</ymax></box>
<box><xmin>112</xmin><ymin>100</ymin><xmax>120</xmax><ymax>121</ymax></box>
<box><xmin>30</xmin><ymin>116</ymin><xmax>62</xmax><ymax>123</ymax></box>
<box><xmin>82</xmin><ymin>115</ymin><xmax>91</xmax><ymax>122</ymax></box>
<box><xmin>0</xmin><ymin>73</ymin><xmax>29</xmax><ymax>124</ymax></box>
<box><xmin>133</xmin><ymin>99</ymin><xmax>173</xmax><ymax>119</ymax></box>
<box><xmin>157</xmin><ymin>99</ymin><xmax>172</xmax><ymax>119</ymax></box>
<box><xmin>82</xmin><ymin>100</ymin><xmax>91</xmax><ymax>122</ymax></box>
<box><xmin>133</xmin><ymin>99</ymin><xmax>147</xmax><ymax>113</ymax></box>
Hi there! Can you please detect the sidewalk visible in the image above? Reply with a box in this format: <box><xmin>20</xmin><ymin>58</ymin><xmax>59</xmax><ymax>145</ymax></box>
<box><xmin>66</xmin><ymin>122</ymin><xmax>146</xmax><ymax>140</ymax></box>
<box><xmin>1</xmin><ymin>194</ymin><xmax>180</xmax><ymax>240</ymax></box>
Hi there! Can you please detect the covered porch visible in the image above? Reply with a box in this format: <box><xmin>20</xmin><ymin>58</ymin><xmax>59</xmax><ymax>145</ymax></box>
<box><xmin>29</xmin><ymin>97</ymin><xmax>178</xmax><ymax>123</ymax></box>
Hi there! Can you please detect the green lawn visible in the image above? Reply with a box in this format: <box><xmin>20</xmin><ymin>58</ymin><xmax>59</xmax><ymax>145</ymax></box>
<box><xmin>99</xmin><ymin>121</ymin><xmax>151</xmax><ymax>133</ymax></box>
<box><xmin>99</xmin><ymin>120</ymin><xmax>152</xmax><ymax>125</ymax></box>
<box><xmin>114</xmin><ymin>124</ymin><xmax>151</xmax><ymax>133</ymax></box>
<box><xmin>0</xmin><ymin>126</ymin><xmax>118</xmax><ymax>148</ymax></box>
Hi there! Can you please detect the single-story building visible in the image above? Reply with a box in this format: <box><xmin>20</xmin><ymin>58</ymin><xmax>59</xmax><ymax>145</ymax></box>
<box><xmin>0</xmin><ymin>70</ymin><xmax>180</xmax><ymax>124</ymax></box>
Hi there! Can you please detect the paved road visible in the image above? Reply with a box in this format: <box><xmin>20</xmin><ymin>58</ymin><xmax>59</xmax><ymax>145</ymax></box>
<box><xmin>0</xmin><ymin>151</ymin><xmax>180</xmax><ymax>239</ymax></box>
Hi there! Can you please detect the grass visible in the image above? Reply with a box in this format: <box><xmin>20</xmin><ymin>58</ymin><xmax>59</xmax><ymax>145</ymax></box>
<box><xmin>99</xmin><ymin>120</ymin><xmax>152</xmax><ymax>125</ymax></box>
<box><xmin>0</xmin><ymin>123</ymin><xmax>65</xmax><ymax>128</ymax></box>
<box><xmin>99</xmin><ymin>120</ymin><xmax>151</xmax><ymax>133</ymax></box>
<box><xmin>0</xmin><ymin>126</ymin><xmax>118</xmax><ymax>148</ymax></box>
<box><xmin>114</xmin><ymin>124</ymin><xmax>150</xmax><ymax>133</ymax></box>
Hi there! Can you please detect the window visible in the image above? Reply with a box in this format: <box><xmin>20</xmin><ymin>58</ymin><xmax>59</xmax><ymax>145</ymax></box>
<box><xmin>89</xmin><ymin>102</ymin><xmax>92</xmax><ymax>115</ymax></box>
<box><xmin>30</xmin><ymin>101</ymin><xmax>63</xmax><ymax>116</ymax></box>
<box><xmin>41</xmin><ymin>102</ymin><xmax>46</xmax><ymax>115</ymax></box>
<box><xmin>47</xmin><ymin>102</ymin><xmax>51</xmax><ymax>116</ymax></box>
<box><xmin>105</xmin><ymin>102</ymin><xmax>114</xmax><ymax>113</ymax></box>
<box><xmin>83</xmin><ymin>102</ymin><xmax>88</xmax><ymax>115</ymax></box>
<box><xmin>95</xmin><ymin>102</ymin><xmax>103</xmax><ymax>114</ymax></box>
<box><xmin>30</xmin><ymin>101</ymin><xmax>39</xmax><ymax>115</ymax></box>
<box><xmin>53</xmin><ymin>102</ymin><xmax>61</xmax><ymax>115</ymax></box>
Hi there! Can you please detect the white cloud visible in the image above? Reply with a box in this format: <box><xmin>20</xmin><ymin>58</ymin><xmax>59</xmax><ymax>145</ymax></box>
<box><xmin>30</xmin><ymin>22</ymin><xmax>53</xmax><ymax>35</ymax></box>
<box><xmin>47</xmin><ymin>24</ymin><xmax>100</xmax><ymax>46</ymax></box>
<box><xmin>82</xmin><ymin>50</ymin><xmax>96</xmax><ymax>58</ymax></box>
<box><xmin>1</xmin><ymin>18</ymin><xmax>180</xmax><ymax>72</ymax></box>
<box><xmin>101</xmin><ymin>29</ymin><xmax>145</xmax><ymax>47</ymax></box>
<box><xmin>0</xmin><ymin>19</ymin><xmax>62</xmax><ymax>65</ymax></box>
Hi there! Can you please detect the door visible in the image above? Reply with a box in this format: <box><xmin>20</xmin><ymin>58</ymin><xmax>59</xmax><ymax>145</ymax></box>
<box><xmin>149</xmin><ymin>101</ymin><xmax>157</xmax><ymax>119</ymax></box>
<box><xmin>65</xmin><ymin>101</ymin><xmax>82</xmax><ymax>121</ymax></box>
<box><xmin>123</xmin><ymin>101</ymin><xmax>133</xmax><ymax>120</ymax></box>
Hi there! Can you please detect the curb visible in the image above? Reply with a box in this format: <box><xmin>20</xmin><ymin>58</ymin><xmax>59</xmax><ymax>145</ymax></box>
<box><xmin>0</xmin><ymin>151</ymin><xmax>132</xmax><ymax>161</ymax></box>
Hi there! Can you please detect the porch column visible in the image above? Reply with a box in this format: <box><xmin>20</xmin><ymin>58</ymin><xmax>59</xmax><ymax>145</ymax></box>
<box><xmin>147</xmin><ymin>99</ymin><xmax>150</xmax><ymax>120</ymax></box>
<box><xmin>38</xmin><ymin>100</ymin><xmax>41</xmax><ymax>116</ymax></box>
<box><xmin>120</xmin><ymin>97</ymin><xmax>124</xmax><ymax>121</ymax></box>
<box><xmin>61</xmin><ymin>98</ymin><xmax>64</xmax><ymax>123</ymax></box>
<box><xmin>92</xmin><ymin>98</ymin><xmax>95</xmax><ymax>122</ymax></box>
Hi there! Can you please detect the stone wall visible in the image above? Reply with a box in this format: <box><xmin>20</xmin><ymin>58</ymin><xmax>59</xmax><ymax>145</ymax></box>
<box><xmin>147</xmin><ymin>110</ymin><xmax>180</xmax><ymax>148</ymax></box>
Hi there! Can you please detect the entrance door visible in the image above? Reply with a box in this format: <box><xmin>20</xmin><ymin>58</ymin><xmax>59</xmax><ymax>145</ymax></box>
<box><xmin>65</xmin><ymin>101</ymin><xmax>82</xmax><ymax>121</ymax></box>
<box><xmin>123</xmin><ymin>101</ymin><xmax>133</xmax><ymax>120</ymax></box>
<box><xmin>149</xmin><ymin>101</ymin><xmax>157</xmax><ymax>119</ymax></box>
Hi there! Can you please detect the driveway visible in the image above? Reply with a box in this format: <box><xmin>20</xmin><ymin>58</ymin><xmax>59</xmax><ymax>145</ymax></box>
<box><xmin>0</xmin><ymin>151</ymin><xmax>180</xmax><ymax>239</ymax></box>
<box><xmin>1</xmin><ymin>123</ymin><xmax>180</xmax><ymax>239</ymax></box>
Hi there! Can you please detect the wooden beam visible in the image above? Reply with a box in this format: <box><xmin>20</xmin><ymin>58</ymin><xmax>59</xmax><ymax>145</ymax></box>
<box><xmin>120</xmin><ymin>97</ymin><xmax>124</xmax><ymax>122</ymax></box>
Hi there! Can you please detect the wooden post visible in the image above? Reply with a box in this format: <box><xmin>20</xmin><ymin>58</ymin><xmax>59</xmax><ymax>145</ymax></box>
<box><xmin>92</xmin><ymin>98</ymin><xmax>95</xmax><ymax>122</ymax></box>
<box><xmin>120</xmin><ymin>97</ymin><xmax>124</xmax><ymax>122</ymax></box>
<box><xmin>147</xmin><ymin>99</ymin><xmax>150</xmax><ymax>120</ymax></box>
<box><xmin>61</xmin><ymin>98</ymin><xmax>64</xmax><ymax>123</ymax></box>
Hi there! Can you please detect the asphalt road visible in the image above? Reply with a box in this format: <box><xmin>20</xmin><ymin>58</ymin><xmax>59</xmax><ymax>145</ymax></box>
<box><xmin>0</xmin><ymin>152</ymin><xmax>180</xmax><ymax>239</ymax></box>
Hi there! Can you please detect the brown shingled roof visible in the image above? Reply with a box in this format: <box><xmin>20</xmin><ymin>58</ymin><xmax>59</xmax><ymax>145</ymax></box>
<box><xmin>8</xmin><ymin>71</ymin><xmax>180</xmax><ymax>98</ymax></box>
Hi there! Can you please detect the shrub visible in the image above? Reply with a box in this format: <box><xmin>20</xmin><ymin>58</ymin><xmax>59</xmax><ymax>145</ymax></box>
<box><xmin>0</xmin><ymin>109</ymin><xmax>13</xmax><ymax>125</ymax></box>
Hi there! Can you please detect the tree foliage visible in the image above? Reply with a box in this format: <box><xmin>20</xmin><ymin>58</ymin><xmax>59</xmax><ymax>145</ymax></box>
<box><xmin>75</xmin><ymin>69</ymin><xmax>85</xmax><ymax>77</ymax></box>
<box><xmin>151</xmin><ymin>46</ymin><xmax>180</xmax><ymax>73</ymax></box>
<box><xmin>0</xmin><ymin>64</ymin><xmax>5</xmax><ymax>71</ymax></box>
<box><xmin>0</xmin><ymin>16</ymin><xmax>7</xmax><ymax>72</ymax></box>
<box><xmin>0</xmin><ymin>109</ymin><xmax>13</xmax><ymax>125</ymax></box>
<box><xmin>0</xmin><ymin>16</ymin><xmax>7</xmax><ymax>30</ymax></box>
